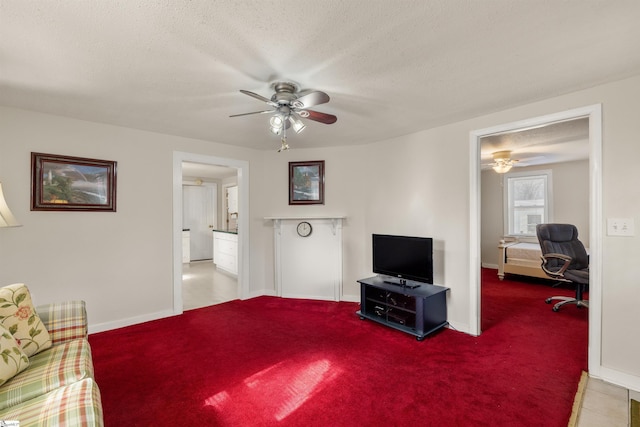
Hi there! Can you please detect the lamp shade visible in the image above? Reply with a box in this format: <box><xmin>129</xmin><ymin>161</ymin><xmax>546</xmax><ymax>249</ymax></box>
<box><xmin>0</xmin><ymin>183</ymin><xmax>21</xmax><ymax>227</ymax></box>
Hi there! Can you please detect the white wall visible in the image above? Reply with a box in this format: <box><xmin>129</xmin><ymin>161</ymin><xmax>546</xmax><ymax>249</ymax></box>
<box><xmin>356</xmin><ymin>75</ymin><xmax>640</xmax><ymax>389</ymax></box>
<box><xmin>477</xmin><ymin>77</ymin><xmax>640</xmax><ymax>388</ymax></box>
<box><xmin>363</xmin><ymin>129</ymin><xmax>472</xmax><ymax>329</ymax></box>
<box><xmin>0</xmin><ymin>107</ymin><xmax>265</xmax><ymax>329</ymax></box>
<box><xmin>1</xmin><ymin>73</ymin><xmax>640</xmax><ymax>390</ymax></box>
<box><xmin>258</xmin><ymin>146</ymin><xmax>368</xmax><ymax>301</ymax></box>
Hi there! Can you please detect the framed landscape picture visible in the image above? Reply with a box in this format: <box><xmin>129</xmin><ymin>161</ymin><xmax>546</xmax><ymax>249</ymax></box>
<box><xmin>289</xmin><ymin>160</ymin><xmax>325</xmax><ymax>205</ymax></box>
<box><xmin>31</xmin><ymin>152</ymin><xmax>117</xmax><ymax>211</ymax></box>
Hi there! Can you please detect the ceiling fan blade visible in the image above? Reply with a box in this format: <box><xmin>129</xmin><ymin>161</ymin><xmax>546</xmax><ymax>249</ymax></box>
<box><xmin>293</xmin><ymin>91</ymin><xmax>330</xmax><ymax>108</ymax></box>
<box><xmin>297</xmin><ymin>109</ymin><xmax>337</xmax><ymax>124</ymax></box>
<box><xmin>239</xmin><ymin>90</ymin><xmax>277</xmax><ymax>106</ymax></box>
<box><xmin>229</xmin><ymin>110</ymin><xmax>273</xmax><ymax>118</ymax></box>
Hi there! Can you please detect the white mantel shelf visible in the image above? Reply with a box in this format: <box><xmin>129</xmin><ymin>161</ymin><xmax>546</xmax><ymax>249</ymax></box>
<box><xmin>266</xmin><ymin>216</ymin><xmax>345</xmax><ymax>236</ymax></box>
<box><xmin>264</xmin><ymin>216</ymin><xmax>346</xmax><ymax>220</ymax></box>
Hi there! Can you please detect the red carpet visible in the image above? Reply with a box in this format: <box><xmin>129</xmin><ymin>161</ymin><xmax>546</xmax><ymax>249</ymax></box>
<box><xmin>90</xmin><ymin>269</ymin><xmax>587</xmax><ymax>426</ymax></box>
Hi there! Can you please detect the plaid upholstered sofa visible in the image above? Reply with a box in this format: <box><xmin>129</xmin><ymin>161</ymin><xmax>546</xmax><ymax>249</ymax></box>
<box><xmin>0</xmin><ymin>298</ymin><xmax>103</xmax><ymax>426</ymax></box>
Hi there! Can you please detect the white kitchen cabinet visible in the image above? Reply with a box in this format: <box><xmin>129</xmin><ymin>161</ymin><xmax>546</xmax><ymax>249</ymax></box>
<box><xmin>213</xmin><ymin>231</ymin><xmax>238</xmax><ymax>275</ymax></box>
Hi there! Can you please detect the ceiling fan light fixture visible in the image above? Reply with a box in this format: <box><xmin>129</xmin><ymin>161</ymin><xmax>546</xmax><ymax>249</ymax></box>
<box><xmin>270</xmin><ymin>114</ymin><xmax>284</xmax><ymax>135</ymax></box>
<box><xmin>270</xmin><ymin>115</ymin><xmax>284</xmax><ymax>128</ymax></box>
<box><xmin>289</xmin><ymin>116</ymin><xmax>306</xmax><ymax>134</ymax></box>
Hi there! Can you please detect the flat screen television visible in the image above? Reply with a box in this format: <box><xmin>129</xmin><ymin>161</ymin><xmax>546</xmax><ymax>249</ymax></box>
<box><xmin>372</xmin><ymin>234</ymin><xmax>433</xmax><ymax>285</ymax></box>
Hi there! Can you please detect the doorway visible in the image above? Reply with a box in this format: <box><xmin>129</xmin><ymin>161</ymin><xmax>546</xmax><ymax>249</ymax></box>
<box><xmin>173</xmin><ymin>152</ymin><xmax>250</xmax><ymax>315</ymax></box>
<box><xmin>469</xmin><ymin>105</ymin><xmax>602</xmax><ymax>374</ymax></box>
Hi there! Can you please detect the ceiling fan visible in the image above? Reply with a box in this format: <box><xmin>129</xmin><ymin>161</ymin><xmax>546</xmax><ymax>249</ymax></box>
<box><xmin>230</xmin><ymin>81</ymin><xmax>337</xmax><ymax>151</ymax></box>
<box><xmin>483</xmin><ymin>150</ymin><xmax>549</xmax><ymax>173</ymax></box>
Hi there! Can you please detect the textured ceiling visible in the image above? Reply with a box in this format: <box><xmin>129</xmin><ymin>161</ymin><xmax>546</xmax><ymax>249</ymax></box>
<box><xmin>480</xmin><ymin>117</ymin><xmax>590</xmax><ymax>168</ymax></box>
<box><xmin>2</xmin><ymin>1</ymin><xmax>640</xmax><ymax>153</ymax></box>
<box><xmin>182</xmin><ymin>162</ymin><xmax>237</xmax><ymax>181</ymax></box>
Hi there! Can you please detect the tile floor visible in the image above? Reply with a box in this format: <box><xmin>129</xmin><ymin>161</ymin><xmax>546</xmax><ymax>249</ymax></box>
<box><xmin>576</xmin><ymin>377</ymin><xmax>635</xmax><ymax>426</ymax></box>
<box><xmin>181</xmin><ymin>262</ymin><xmax>637</xmax><ymax>425</ymax></box>
<box><xmin>182</xmin><ymin>260</ymin><xmax>238</xmax><ymax>310</ymax></box>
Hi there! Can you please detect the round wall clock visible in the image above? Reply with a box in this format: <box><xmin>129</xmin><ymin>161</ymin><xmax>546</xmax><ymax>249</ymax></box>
<box><xmin>296</xmin><ymin>221</ymin><xmax>313</xmax><ymax>237</ymax></box>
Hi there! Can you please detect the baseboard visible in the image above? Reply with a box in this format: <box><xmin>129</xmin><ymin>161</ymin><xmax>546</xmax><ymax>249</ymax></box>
<box><xmin>281</xmin><ymin>293</ymin><xmax>343</xmax><ymax>301</ymax></box>
<box><xmin>595</xmin><ymin>366</ymin><xmax>640</xmax><ymax>393</ymax></box>
<box><xmin>89</xmin><ymin>308</ymin><xmax>177</xmax><ymax>334</ymax></box>
<box><xmin>87</xmin><ymin>292</ymin><xmax>459</xmax><ymax>334</ymax></box>
<box><xmin>481</xmin><ymin>263</ymin><xmax>498</xmax><ymax>269</ymax></box>
<box><xmin>247</xmin><ymin>290</ymin><xmax>359</xmax><ymax>304</ymax></box>
<box><xmin>245</xmin><ymin>290</ymin><xmax>359</xmax><ymax>303</ymax></box>
<box><xmin>341</xmin><ymin>294</ymin><xmax>359</xmax><ymax>303</ymax></box>
<box><xmin>245</xmin><ymin>289</ymin><xmax>277</xmax><ymax>299</ymax></box>
<box><xmin>447</xmin><ymin>320</ymin><xmax>473</xmax><ymax>336</ymax></box>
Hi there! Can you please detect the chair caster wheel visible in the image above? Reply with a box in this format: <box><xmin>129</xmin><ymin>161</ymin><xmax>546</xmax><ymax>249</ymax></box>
<box><xmin>416</xmin><ymin>336</ymin><xmax>424</xmax><ymax>341</ymax></box>
<box><xmin>552</xmin><ymin>306</ymin><xmax>560</xmax><ymax>312</ymax></box>
<box><xmin>545</xmin><ymin>298</ymin><xmax>552</xmax><ymax>304</ymax></box>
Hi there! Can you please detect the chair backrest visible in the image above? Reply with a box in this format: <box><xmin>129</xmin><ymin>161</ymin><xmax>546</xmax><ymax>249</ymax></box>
<box><xmin>536</xmin><ymin>223</ymin><xmax>589</xmax><ymax>271</ymax></box>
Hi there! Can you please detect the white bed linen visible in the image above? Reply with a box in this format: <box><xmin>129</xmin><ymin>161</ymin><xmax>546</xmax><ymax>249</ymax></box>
<box><xmin>505</xmin><ymin>242</ymin><xmax>541</xmax><ymax>262</ymax></box>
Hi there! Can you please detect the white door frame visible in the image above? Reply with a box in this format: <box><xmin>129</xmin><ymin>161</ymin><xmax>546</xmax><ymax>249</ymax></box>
<box><xmin>468</xmin><ymin>104</ymin><xmax>602</xmax><ymax>375</ymax></box>
<box><xmin>172</xmin><ymin>151</ymin><xmax>250</xmax><ymax>314</ymax></box>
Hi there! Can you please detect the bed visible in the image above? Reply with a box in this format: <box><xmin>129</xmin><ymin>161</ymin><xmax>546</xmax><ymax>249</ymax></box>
<box><xmin>497</xmin><ymin>240</ymin><xmax>548</xmax><ymax>280</ymax></box>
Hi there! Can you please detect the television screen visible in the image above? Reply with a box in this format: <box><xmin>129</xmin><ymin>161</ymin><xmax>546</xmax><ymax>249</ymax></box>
<box><xmin>372</xmin><ymin>234</ymin><xmax>433</xmax><ymax>284</ymax></box>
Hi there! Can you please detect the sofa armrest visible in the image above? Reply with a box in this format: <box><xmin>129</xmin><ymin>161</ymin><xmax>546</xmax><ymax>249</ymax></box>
<box><xmin>35</xmin><ymin>301</ymin><xmax>88</xmax><ymax>345</ymax></box>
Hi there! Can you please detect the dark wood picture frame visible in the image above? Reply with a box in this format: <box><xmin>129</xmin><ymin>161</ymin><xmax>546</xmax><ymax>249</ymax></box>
<box><xmin>289</xmin><ymin>160</ymin><xmax>325</xmax><ymax>205</ymax></box>
<box><xmin>31</xmin><ymin>152</ymin><xmax>117</xmax><ymax>211</ymax></box>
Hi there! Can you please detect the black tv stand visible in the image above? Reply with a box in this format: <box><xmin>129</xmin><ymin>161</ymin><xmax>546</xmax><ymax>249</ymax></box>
<box><xmin>357</xmin><ymin>276</ymin><xmax>449</xmax><ymax>340</ymax></box>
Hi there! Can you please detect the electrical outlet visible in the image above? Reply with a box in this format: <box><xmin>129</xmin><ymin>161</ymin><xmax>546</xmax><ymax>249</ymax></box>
<box><xmin>607</xmin><ymin>218</ymin><xmax>635</xmax><ymax>236</ymax></box>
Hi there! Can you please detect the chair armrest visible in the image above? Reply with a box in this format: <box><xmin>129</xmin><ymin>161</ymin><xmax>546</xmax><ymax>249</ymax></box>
<box><xmin>540</xmin><ymin>253</ymin><xmax>572</xmax><ymax>279</ymax></box>
<box><xmin>35</xmin><ymin>301</ymin><xmax>88</xmax><ymax>345</ymax></box>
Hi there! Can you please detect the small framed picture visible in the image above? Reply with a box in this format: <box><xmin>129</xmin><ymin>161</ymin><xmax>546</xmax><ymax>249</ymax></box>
<box><xmin>31</xmin><ymin>152</ymin><xmax>117</xmax><ymax>211</ymax></box>
<box><xmin>289</xmin><ymin>160</ymin><xmax>325</xmax><ymax>205</ymax></box>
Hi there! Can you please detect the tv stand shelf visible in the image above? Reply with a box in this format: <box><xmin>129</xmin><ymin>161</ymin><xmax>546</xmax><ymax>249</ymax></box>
<box><xmin>356</xmin><ymin>276</ymin><xmax>449</xmax><ymax>340</ymax></box>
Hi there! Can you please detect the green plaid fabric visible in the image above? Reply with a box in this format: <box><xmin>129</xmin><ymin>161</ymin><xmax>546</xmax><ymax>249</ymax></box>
<box><xmin>36</xmin><ymin>301</ymin><xmax>87</xmax><ymax>345</ymax></box>
<box><xmin>0</xmin><ymin>378</ymin><xmax>103</xmax><ymax>426</ymax></box>
<box><xmin>0</xmin><ymin>338</ymin><xmax>94</xmax><ymax>410</ymax></box>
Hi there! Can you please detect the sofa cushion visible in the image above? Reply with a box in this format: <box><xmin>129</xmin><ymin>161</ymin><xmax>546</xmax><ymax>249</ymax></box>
<box><xmin>0</xmin><ymin>324</ymin><xmax>29</xmax><ymax>386</ymax></box>
<box><xmin>0</xmin><ymin>378</ymin><xmax>103</xmax><ymax>427</ymax></box>
<box><xmin>0</xmin><ymin>283</ymin><xmax>52</xmax><ymax>357</ymax></box>
<box><xmin>0</xmin><ymin>338</ymin><xmax>94</xmax><ymax>410</ymax></box>
<box><xmin>36</xmin><ymin>300</ymin><xmax>87</xmax><ymax>345</ymax></box>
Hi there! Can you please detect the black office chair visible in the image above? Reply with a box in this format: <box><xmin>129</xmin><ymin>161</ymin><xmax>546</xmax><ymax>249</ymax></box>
<box><xmin>536</xmin><ymin>224</ymin><xmax>589</xmax><ymax>312</ymax></box>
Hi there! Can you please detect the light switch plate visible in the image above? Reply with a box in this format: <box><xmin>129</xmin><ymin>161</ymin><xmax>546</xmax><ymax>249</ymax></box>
<box><xmin>607</xmin><ymin>218</ymin><xmax>635</xmax><ymax>236</ymax></box>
